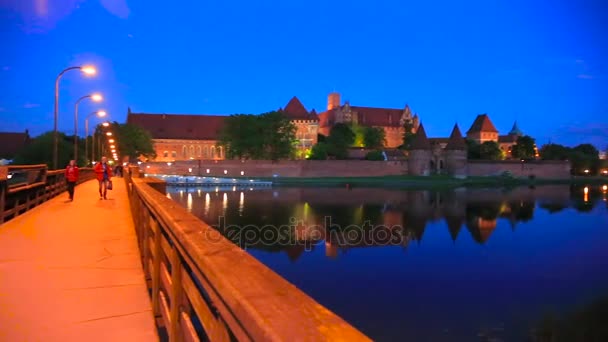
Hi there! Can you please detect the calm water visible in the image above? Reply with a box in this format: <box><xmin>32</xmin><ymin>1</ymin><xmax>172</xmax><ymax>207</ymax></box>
<box><xmin>168</xmin><ymin>184</ymin><xmax>608</xmax><ymax>341</ymax></box>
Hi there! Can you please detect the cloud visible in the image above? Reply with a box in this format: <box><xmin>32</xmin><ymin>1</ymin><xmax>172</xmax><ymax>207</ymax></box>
<box><xmin>2</xmin><ymin>66</ymin><xmax>9</xmax><ymax>71</ymax></box>
<box><xmin>100</xmin><ymin>0</ymin><xmax>130</xmax><ymax>19</ymax></box>
<box><xmin>127</xmin><ymin>33</ymin><xmax>134</xmax><ymax>38</ymax></box>
<box><xmin>577</xmin><ymin>74</ymin><xmax>593</xmax><ymax>79</ymax></box>
<box><xmin>23</xmin><ymin>103</ymin><xmax>40</xmax><ymax>109</ymax></box>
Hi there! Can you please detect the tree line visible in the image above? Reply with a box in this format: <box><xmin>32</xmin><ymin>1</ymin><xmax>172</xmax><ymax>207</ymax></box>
<box><xmin>11</xmin><ymin>122</ymin><xmax>155</xmax><ymax>169</ymax></box>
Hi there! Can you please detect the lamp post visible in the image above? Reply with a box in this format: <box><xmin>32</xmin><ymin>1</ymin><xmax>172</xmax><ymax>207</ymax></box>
<box><xmin>85</xmin><ymin>110</ymin><xmax>106</xmax><ymax>166</ymax></box>
<box><xmin>74</xmin><ymin>93</ymin><xmax>102</xmax><ymax>165</ymax></box>
<box><xmin>53</xmin><ymin>65</ymin><xmax>96</xmax><ymax>170</ymax></box>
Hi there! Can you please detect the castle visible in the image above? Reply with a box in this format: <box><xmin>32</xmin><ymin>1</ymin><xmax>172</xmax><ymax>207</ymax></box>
<box><xmin>127</xmin><ymin>92</ymin><xmax>525</xmax><ymax>177</ymax></box>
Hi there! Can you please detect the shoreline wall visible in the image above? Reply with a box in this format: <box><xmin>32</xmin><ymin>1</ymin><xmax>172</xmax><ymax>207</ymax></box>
<box><xmin>136</xmin><ymin>159</ymin><xmax>571</xmax><ymax>179</ymax></box>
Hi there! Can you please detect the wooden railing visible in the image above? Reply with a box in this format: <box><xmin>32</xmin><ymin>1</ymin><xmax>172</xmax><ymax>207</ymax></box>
<box><xmin>124</xmin><ymin>168</ymin><xmax>371</xmax><ymax>341</ymax></box>
<box><xmin>0</xmin><ymin>165</ymin><xmax>95</xmax><ymax>224</ymax></box>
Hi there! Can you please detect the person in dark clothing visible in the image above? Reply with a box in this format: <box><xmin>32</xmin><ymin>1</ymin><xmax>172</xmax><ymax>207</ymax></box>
<box><xmin>65</xmin><ymin>159</ymin><xmax>79</xmax><ymax>201</ymax></box>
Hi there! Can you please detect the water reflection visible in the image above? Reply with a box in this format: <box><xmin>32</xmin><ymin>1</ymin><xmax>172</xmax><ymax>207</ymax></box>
<box><xmin>167</xmin><ymin>184</ymin><xmax>608</xmax><ymax>341</ymax></box>
<box><xmin>168</xmin><ymin>184</ymin><xmax>606</xmax><ymax>260</ymax></box>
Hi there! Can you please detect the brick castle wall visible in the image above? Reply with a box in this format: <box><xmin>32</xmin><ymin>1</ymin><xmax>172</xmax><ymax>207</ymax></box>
<box><xmin>467</xmin><ymin>160</ymin><xmax>570</xmax><ymax>178</ymax></box>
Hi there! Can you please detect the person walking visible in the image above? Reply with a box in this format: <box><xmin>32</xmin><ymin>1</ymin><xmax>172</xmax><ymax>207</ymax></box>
<box><xmin>94</xmin><ymin>156</ymin><xmax>113</xmax><ymax>199</ymax></box>
<box><xmin>65</xmin><ymin>160</ymin><xmax>79</xmax><ymax>201</ymax></box>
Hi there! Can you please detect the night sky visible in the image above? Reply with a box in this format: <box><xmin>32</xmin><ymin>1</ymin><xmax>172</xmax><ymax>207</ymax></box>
<box><xmin>1</xmin><ymin>0</ymin><xmax>607</xmax><ymax>149</ymax></box>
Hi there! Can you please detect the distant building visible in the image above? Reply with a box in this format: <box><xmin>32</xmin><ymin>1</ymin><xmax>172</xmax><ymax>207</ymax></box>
<box><xmin>466</xmin><ymin>114</ymin><xmax>524</xmax><ymax>159</ymax></box>
<box><xmin>318</xmin><ymin>92</ymin><xmax>420</xmax><ymax>148</ymax></box>
<box><xmin>127</xmin><ymin>96</ymin><xmax>320</xmax><ymax>161</ymax></box>
<box><xmin>126</xmin><ymin>111</ymin><xmax>226</xmax><ymax>162</ymax></box>
<box><xmin>0</xmin><ymin>130</ymin><xmax>30</xmax><ymax>162</ymax></box>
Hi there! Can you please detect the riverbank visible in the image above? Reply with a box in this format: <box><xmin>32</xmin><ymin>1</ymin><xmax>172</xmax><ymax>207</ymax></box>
<box><xmin>265</xmin><ymin>175</ymin><xmax>608</xmax><ymax>189</ymax></box>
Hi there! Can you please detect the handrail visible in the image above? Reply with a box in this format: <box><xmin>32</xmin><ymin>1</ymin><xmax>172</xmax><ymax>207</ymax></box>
<box><xmin>0</xmin><ymin>165</ymin><xmax>95</xmax><ymax>224</ymax></box>
<box><xmin>125</xmin><ymin>170</ymin><xmax>371</xmax><ymax>341</ymax></box>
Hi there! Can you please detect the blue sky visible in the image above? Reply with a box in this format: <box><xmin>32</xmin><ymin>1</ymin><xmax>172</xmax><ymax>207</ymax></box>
<box><xmin>1</xmin><ymin>0</ymin><xmax>607</xmax><ymax>149</ymax></box>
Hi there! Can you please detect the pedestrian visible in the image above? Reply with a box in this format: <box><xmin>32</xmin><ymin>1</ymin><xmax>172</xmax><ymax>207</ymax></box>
<box><xmin>65</xmin><ymin>159</ymin><xmax>79</xmax><ymax>201</ymax></box>
<box><xmin>94</xmin><ymin>156</ymin><xmax>113</xmax><ymax>200</ymax></box>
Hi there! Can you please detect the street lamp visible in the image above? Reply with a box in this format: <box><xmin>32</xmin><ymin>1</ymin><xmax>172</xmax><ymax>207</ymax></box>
<box><xmin>86</xmin><ymin>110</ymin><xmax>106</xmax><ymax>166</ymax></box>
<box><xmin>53</xmin><ymin>65</ymin><xmax>96</xmax><ymax>169</ymax></box>
<box><xmin>74</xmin><ymin>93</ymin><xmax>102</xmax><ymax>165</ymax></box>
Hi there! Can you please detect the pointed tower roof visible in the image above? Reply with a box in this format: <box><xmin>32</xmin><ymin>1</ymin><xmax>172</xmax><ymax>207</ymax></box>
<box><xmin>282</xmin><ymin>96</ymin><xmax>310</xmax><ymax>119</ymax></box>
<box><xmin>508</xmin><ymin>121</ymin><xmax>523</xmax><ymax>136</ymax></box>
<box><xmin>467</xmin><ymin>114</ymin><xmax>498</xmax><ymax>134</ymax></box>
<box><xmin>445</xmin><ymin>124</ymin><xmax>467</xmax><ymax>150</ymax></box>
<box><xmin>410</xmin><ymin>123</ymin><xmax>431</xmax><ymax>150</ymax></box>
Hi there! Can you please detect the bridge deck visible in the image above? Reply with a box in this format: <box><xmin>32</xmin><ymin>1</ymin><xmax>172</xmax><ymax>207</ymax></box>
<box><xmin>0</xmin><ymin>178</ymin><xmax>158</xmax><ymax>341</ymax></box>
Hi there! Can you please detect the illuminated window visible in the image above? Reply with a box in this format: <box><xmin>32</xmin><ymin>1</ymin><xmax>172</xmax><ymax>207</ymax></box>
<box><xmin>203</xmin><ymin>146</ymin><xmax>209</xmax><ymax>158</ymax></box>
<box><xmin>163</xmin><ymin>151</ymin><xmax>168</xmax><ymax>158</ymax></box>
<box><xmin>182</xmin><ymin>145</ymin><xmax>187</xmax><ymax>157</ymax></box>
<box><xmin>211</xmin><ymin>146</ymin><xmax>216</xmax><ymax>159</ymax></box>
<box><xmin>196</xmin><ymin>146</ymin><xmax>201</xmax><ymax>157</ymax></box>
<box><xmin>189</xmin><ymin>145</ymin><xmax>195</xmax><ymax>157</ymax></box>
<box><xmin>171</xmin><ymin>151</ymin><xmax>176</xmax><ymax>158</ymax></box>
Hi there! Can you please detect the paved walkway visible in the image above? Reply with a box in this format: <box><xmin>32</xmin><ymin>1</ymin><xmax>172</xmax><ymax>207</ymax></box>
<box><xmin>0</xmin><ymin>178</ymin><xmax>158</xmax><ymax>341</ymax></box>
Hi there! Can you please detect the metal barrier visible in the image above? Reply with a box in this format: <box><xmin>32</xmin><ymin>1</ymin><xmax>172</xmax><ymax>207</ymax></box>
<box><xmin>124</xmin><ymin>167</ymin><xmax>370</xmax><ymax>341</ymax></box>
<box><xmin>0</xmin><ymin>165</ymin><xmax>95</xmax><ymax>224</ymax></box>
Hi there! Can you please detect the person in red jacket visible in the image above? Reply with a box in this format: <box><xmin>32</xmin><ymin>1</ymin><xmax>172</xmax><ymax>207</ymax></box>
<box><xmin>65</xmin><ymin>159</ymin><xmax>79</xmax><ymax>201</ymax></box>
<box><xmin>94</xmin><ymin>156</ymin><xmax>113</xmax><ymax>199</ymax></box>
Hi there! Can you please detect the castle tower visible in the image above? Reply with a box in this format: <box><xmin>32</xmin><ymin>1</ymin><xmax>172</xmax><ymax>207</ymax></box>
<box><xmin>444</xmin><ymin>123</ymin><xmax>468</xmax><ymax>179</ymax></box>
<box><xmin>327</xmin><ymin>92</ymin><xmax>341</xmax><ymax>111</ymax></box>
<box><xmin>408</xmin><ymin>123</ymin><xmax>433</xmax><ymax>176</ymax></box>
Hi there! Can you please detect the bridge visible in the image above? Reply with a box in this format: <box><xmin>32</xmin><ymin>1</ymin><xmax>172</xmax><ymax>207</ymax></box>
<box><xmin>0</xmin><ymin>165</ymin><xmax>370</xmax><ymax>341</ymax></box>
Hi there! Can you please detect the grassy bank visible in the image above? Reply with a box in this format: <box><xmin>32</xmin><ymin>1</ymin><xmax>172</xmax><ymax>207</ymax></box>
<box><xmin>262</xmin><ymin>175</ymin><xmax>608</xmax><ymax>189</ymax></box>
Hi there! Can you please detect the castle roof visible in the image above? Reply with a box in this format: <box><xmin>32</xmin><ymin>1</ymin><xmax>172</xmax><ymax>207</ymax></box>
<box><xmin>0</xmin><ymin>131</ymin><xmax>30</xmax><ymax>159</ymax></box>
<box><xmin>410</xmin><ymin>123</ymin><xmax>431</xmax><ymax>150</ymax></box>
<box><xmin>467</xmin><ymin>114</ymin><xmax>498</xmax><ymax>134</ymax></box>
<box><xmin>508</xmin><ymin>121</ymin><xmax>523</xmax><ymax>136</ymax></box>
<box><xmin>445</xmin><ymin>124</ymin><xmax>467</xmax><ymax>150</ymax></box>
<box><xmin>281</xmin><ymin>97</ymin><xmax>318</xmax><ymax>121</ymax></box>
<box><xmin>127</xmin><ymin>113</ymin><xmax>225</xmax><ymax>140</ymax></box>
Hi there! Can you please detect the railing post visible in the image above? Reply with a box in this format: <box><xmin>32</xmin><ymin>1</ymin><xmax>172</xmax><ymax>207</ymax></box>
<box><xmin>169</xmin><ymin>247</ymin><xmax>183</xmax><ymax>342</ymax></box>
<box><xmin>0</xmin><ymin>180</ymin><xmax>6</xmax><ymax>225</ymax></box>
<box><xmin>151</xmin><ymin>218</ymin><xmax>162</xmax><ymax>316</ymax></box>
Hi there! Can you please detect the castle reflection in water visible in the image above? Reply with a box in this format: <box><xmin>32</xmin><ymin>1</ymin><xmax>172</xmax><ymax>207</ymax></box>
<box><xmin>167</xmin><ymin>184</ymin><xmax>608</xmax><ymax>260</ymax></box>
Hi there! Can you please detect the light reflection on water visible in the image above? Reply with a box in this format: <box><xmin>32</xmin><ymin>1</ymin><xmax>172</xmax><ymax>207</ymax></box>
<box><xmin>168</xmin><ymin>184</ymin><xmax>608</xmax><ymax>341</ymax></box>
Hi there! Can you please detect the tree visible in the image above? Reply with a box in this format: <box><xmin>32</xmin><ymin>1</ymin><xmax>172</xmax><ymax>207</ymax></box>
<box><xmin>512</xmin><ymin>135</ymin><xmax>536</xmax><ymax>160</ymax></box>
<box><xmin>363</xmin><ymin>127</ymin><xmax>386</xmax><ymax>149</ymax></box>
<box><xmin>219</xmin><ymin>111</ymin><xmax>296</xmax><ymax>160</ymax></box>
<box><xmin>309</xmin><ymin>142</ymin><xmax>328</xmax><ymax>160</ymax></box>
<box><xmin>570</xmin><ymin>144</ymin><xmax>599</xmax><ymax>174</ymax></box>
<box><xmin>112</xmin><ymin>122</ymin><xmax>156</xmax><ymax>161</ymax></box>
<box><xmin>219</xmin><ymin>114</ymin><xmax>264</xmax><ymax>159</ymax></box>
<box><xmin>326</xmin><ymin>123</ymin><xmax>354</xmax><ymax>159</ymax></box>
<box><xmin>260</xmin><ymin>111</ymin><xmax>296</xmax><ymax>161</ymax></box>
<box><xmin>466</xmin><ymin>139</ymin><xmax>481</xmax><ymax>159</ymax></box>
<box><xmin>401</xmin><ymin>119</ymin><xmax>415</xmax><ymax>150</ymax></box>
<box><xmin>479</xmin><ymin>141</ymin><xmax>503</xmax><ymax>160</ymax></box>
<box><xmin>13</xmin><ymin>131</ymin><xmax>84</xmax><ymax>168</ymax></box>
<box><xmin>539</xmin><ymin>143</ymin><xmax>571</xmax><ymax>160</ymax></box>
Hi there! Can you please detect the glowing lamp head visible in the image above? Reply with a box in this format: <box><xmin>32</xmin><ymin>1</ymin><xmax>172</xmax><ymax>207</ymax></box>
<box><xmin>81</xmin><ymin>66</ymin><xmax>96</xmax><ymax>75</ymax></box>
<box><xmin>97</xmin><ymin>110</ymin><xmax>107</xmax><ymax>117</ymax></box>
<box><xmin>584</xmin><ymin>187</ymin><xmax>589</xmax><ymax>194</ymax></box>
<box><xmin>110</xmin><ymin>145</ymin><xmax>115</xmax><ymax>149</ymax></box>
<box><xmin>109</xmin><ymin>139</ymin><xmax>114</xmax><ymax>143</ymax></box>
<box><xmin>91</xmin><ymin>93</ymin><xmax>102</xmax><ymax>102</ymax></box>
<box><xmin>106</xmin><ymin>132</ymin><xmax>112</xmax><ymax>136</ymax></box>
<box><xmin>102</xmin><ymin>122</ymin><xmax>110</xmax><ymax>127</ymax></box>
